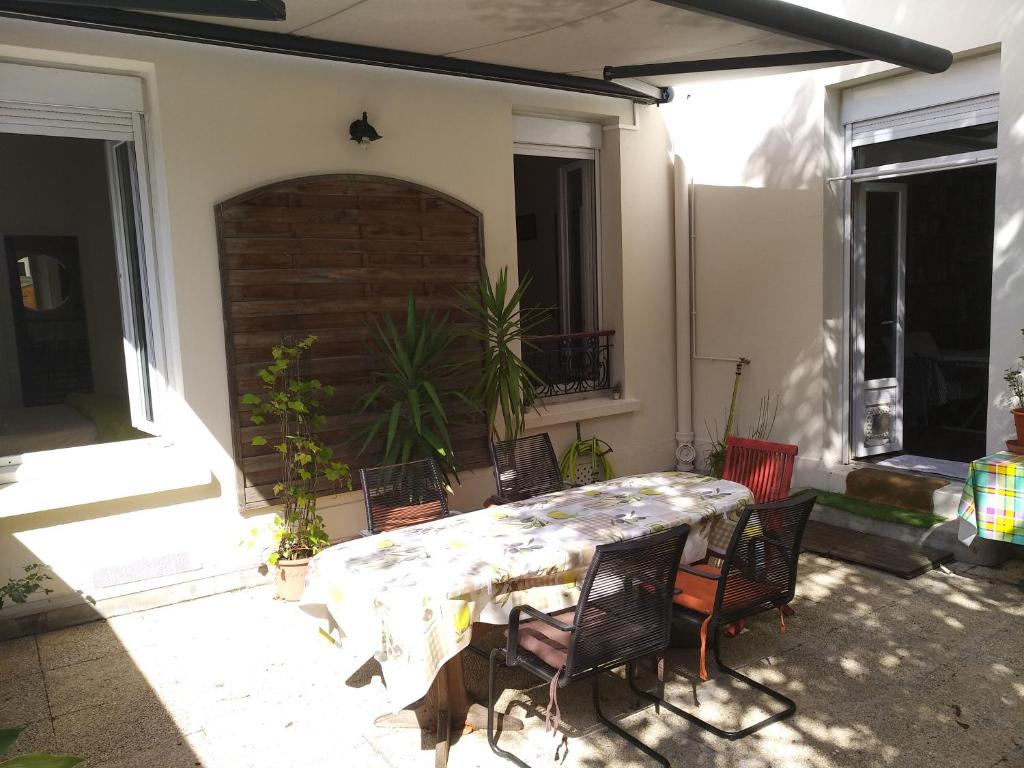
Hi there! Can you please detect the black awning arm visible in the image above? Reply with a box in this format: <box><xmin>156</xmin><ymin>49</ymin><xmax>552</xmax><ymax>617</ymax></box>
<box><xmin>605</xmin><ymin>49</ymin><xmax>867</xmax><ymax>80</ymax></box>
<box><xmin>650</xmin><ymin>0</ymin><xmax>952</xmax><ymax>74</ymax></box>
<box><xmin>14</xmin><ymin>0</ymin><xmax>286</xmax><ymax>20</ymax></box>
<box><xmin>0</xmin><ymin>1</ymin><xmax>670</xmax><ymax>104</ymax></box>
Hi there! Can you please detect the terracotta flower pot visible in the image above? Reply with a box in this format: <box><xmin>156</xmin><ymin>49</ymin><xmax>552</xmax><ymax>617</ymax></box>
<box><xmin>1014</xmin><ymin>408</ymin><xmax>1024</xmax><ymax>442</ymax></box>
<box><xmin>275</xmin><ymin>557</ymin><xmax>309</xmax><ymax>602</ymax></box>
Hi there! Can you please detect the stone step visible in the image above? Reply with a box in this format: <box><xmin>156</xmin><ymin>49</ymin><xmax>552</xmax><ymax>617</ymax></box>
<box><xmin>811</xmin><ymin>502</ymin><xmax>1015</xmax><ymax>567</ymax></box>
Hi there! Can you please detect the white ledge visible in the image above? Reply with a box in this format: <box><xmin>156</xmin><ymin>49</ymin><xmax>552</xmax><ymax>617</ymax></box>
<box><xmin>0</xmin><ymin>439</ymin><xmax>213</xmax><ymax>518</ymax></box>
<box><xmin>525</xmin><ymin>397</ymin><xmax>642</xmax><ymax>430</ymax></box>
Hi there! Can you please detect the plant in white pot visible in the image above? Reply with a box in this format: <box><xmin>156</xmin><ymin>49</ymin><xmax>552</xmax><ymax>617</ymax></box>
<box><xmin>243</xmin><ymin>335</ymin><xmax>351</xmax><ymax>601</ymax></box>
<box><xmin>1005</xmin><ymin>327</ymin><xmax>1024</xmax><ymax>450</ymax></box>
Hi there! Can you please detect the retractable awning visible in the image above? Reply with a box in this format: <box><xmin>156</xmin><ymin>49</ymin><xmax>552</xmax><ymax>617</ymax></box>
<box><xmin>0</xmin><ymin>0</ymin><xmax>953</xmax><ymax>104</ymax></box>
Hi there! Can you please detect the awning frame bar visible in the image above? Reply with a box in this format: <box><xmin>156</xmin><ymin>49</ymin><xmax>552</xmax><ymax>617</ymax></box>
<box><xmin>605</xmin><ymin>49</ymin><xmax>867</xmax><ymax>80</ymax></box>
<box><xmin>650</xmin><ymin>0</ymin><xmax>953</xmax><ymax>75</ymax></box>
<box><xmin>0</xmin><ymin>0</ymin><xmax>670</xmax><ymax>104</ymax></box>
<box><xmin>15</xmin><ymin>0</ymin><xmax>285</xmax><ymax>20</ymax></box>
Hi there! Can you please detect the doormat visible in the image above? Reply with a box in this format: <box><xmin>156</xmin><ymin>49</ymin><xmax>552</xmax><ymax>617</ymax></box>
<box><xmin>801</xmin><ymin>521</ymin><xmax>952</xmax><ymax>579</ymax></box>
<box><xmin>845</xmin><ymin>467</ymin><xmax>948</xmax><ymax>514</ymax></box>
<box><xmin>877</xmin><ymin>454</ymin><xmax>969</xmax><ymax>481</ymax></box>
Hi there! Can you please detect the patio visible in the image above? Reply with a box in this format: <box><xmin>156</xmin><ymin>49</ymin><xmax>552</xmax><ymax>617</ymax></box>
<box><xmin>3</xmin><ymin>554</ymin><xmax>1021</xmax><ymax>768</ymax></box>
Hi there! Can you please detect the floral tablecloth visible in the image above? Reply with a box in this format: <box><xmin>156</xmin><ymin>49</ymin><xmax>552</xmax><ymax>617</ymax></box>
<box><xmin>300</xmin><ymin>471</ymin><xmax>752</xmax><ymax>707</ymax></box>
<box><xmin>957</xmin><ymin>451</ymin><xmax>1024</xmax><ymax>545</ymax></box>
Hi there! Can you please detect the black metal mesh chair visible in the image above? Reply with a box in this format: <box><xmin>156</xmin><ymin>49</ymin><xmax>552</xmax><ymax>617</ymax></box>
<box><xmin>359</xmin><ymin>459</ymin><xmax>450</xmax><ymax>535</ymax></box>
<box><xmin>629</xmin><ymin>490</ymin><xmax>817</xmax><ymax>740</ymax></box>
<box><xmin>487</xmin><ymin>525</ymin><xmax>690</xmax><ymax>768</ymax></box>
<box><xmin>489</xmin><ymin>433</ymin><xmax>565</xmax><ymax>504</ymax></box>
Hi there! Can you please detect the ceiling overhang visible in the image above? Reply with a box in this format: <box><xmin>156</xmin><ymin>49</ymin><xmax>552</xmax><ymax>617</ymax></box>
<box><xmin>0</xmin><ymin>0</ymin><xmax>953</xmax><ymax>105</ymax></box>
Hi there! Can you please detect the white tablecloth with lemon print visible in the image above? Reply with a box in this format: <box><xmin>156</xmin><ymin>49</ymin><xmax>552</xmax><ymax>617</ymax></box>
<box><xmin>300</xmin><ymin>471</ymin><xmax>752</xmax><ymax>707</ymax></box>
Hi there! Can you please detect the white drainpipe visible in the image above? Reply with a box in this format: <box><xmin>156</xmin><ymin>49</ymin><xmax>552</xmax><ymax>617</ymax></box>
<box><xmin>673</xmin><ymin>155</ymin><xmax>696</xmax><ymax>471</ymax></box>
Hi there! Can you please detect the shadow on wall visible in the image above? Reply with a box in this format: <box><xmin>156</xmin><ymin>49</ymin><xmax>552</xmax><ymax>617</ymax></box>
<box><xmin>742</xmin><ymin>80</ymin><xmax>824</xmax><ymax>191</ymax></box>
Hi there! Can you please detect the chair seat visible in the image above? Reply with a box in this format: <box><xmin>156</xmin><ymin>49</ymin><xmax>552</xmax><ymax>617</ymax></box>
<box><xmin>511</xmin><ymin>608</ymin><xmax>575</xmax><ymax>669</ymax></box>
<box><xmin>673</xmin><ymin>564</ymin><xmax>720</xmax><ymax>614</ymax></box>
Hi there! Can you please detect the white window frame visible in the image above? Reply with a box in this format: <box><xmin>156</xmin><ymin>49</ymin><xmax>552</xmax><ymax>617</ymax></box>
<box><xmin>0</xmin><ymin>64</ymin><xmax>173</xmax><ymax>474</ymax></box>
<box><xmin>838</xmin><ymin>93</ymin><xmax>999</xmax><ymax>464</ymax></box>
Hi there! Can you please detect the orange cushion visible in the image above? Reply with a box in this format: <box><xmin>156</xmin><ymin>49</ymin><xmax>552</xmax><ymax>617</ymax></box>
<box><xmin>673</xmin><ymin>564</ymin><xmax>721</xmax><ymax>615</ymax></box>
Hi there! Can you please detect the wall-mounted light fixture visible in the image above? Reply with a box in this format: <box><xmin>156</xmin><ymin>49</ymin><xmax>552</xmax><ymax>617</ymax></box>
<box><xmin>349</xmin><ymin>112</ymin><xmax>382</xmax><ymax>147</ymax></box>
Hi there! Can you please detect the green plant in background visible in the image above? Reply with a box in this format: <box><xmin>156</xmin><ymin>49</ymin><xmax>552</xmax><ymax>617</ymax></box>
<box><xmin>704</xmin><ymin>360</ymin><xmax>779</xmax><ymax>478</ymax></box>
<box><xmin>0</xmin><ymin>564</ymin><xmax>52</xmax><ymax>611</ymax></box>
<box><xmin>1005</xmin><ymin>328</ymin><xmax>1024</xmax><ymax>410</ymax></box>
<box><xmin>0</xmin><ymin>727</ymin><xmax>82</xmax><ymax>768</ymax></box>
<box><xmin>242</xmin><ymin>335</ymin><xmax>351</xmax><ymax>565</ymax></box>
<box><xmin>358</xmin><ymin>295</ymin><xmax>467</xmax><ymax>486</ymax></box>
<box><xmin>458</xmin><ymin>267</ymin><xmax>548</xmax><ymax>442</ymax></box>
<box><xmin>559</xmin><ymin>422</ymin><xmax>614</xmax><ymax>485</ymax></box>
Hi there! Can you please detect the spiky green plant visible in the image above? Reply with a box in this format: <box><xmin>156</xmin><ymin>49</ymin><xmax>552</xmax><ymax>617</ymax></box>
<box><xmin>458</xmin><ymin>267</ymin><xmax>548</xmax><ymax>442</ymax></box>
<box><xmin>358</xmin><ymin>295</ymin><xmax>466</xmax><ymax>486</ymax></box>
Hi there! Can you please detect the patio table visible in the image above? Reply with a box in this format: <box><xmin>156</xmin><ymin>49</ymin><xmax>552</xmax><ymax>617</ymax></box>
<box><xmin>957</xmin><ymin>451</ymin><xmax>1024</xmax><ymax>545</ymax></box>
<box><xmin>300</xmin><ymin>471</ymin><xmax>751</xmax><ymax>766</ymax></box>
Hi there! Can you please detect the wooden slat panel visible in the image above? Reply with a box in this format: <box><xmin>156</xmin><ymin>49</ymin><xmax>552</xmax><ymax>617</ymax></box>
<box><xmin>217</xmin><ymin>173</ymin><xmax>488</xmax><ymax>512</ymax></box>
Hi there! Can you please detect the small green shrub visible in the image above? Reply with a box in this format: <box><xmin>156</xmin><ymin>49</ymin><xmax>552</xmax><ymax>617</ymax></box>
<box><xmin>0</xmin><ymin>564</ymin><xmax>52</xmax><ymax>611</ymax></box>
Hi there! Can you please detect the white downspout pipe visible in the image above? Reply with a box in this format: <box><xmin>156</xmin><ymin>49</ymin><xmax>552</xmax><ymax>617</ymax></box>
<box><xmin>673</xmin><ymin>155</ymin><xmax>696</xmax><ymax>471</ymax></box>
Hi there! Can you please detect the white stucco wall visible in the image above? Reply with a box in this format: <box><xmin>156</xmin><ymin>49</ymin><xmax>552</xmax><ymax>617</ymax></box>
<box><xmin>0</xmin><ymin>19</ymin><xmax>676</xmax><ymax>613</ymax></box>
<box><xmin>659</xmin><ymin>0</ymin><xmax>1024</xmax><ymax>480</ymax></box>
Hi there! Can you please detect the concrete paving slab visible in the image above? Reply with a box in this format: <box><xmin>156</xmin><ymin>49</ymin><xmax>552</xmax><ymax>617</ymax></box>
<box><xmin>36</xmin><ymin>618</ymin><xmax>141</xmax><ymax>671</ymax></box>
<box><xmin>43</xmin><ymin>650</ymin><xmax>154</xmax><ymax>719</ymax></box>
<box><xmin>0</xmin><ymin>670</ymin><xmax>48</xmax><ymax>728</ymax></box>
<box><xmin>0</xmin><ymin>635</ymin><xmax>39</xmax><ymax>682</ymax></box>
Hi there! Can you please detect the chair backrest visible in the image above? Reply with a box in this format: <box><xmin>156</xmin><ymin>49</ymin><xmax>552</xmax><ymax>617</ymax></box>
<box><xmin>359</xmin><ymin>459</ymin><xmax>449</xmax><ymax>534</ymax></box>
<box><xmin>714</xmin><ymin>490</ymin><xmax>817</xmax><ymax>622</ymax></box>
<box><xmin>722</xmin><ymin>436</ymin><xmax>798</xmax><ymax>504</ymax></box>
<box><xmin>490</xmin><ymin>432</ymin><xmax>564</xmax><ymax>501</ymax></box>
<box><xmin>565</xmin><ymin>525</ymin><xmax>690</xmax><ymax>679</ymax></box>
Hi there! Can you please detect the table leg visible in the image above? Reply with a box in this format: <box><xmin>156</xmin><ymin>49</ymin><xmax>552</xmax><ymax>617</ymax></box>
<box><xmin>374</xmin><ymin>650</ymin><xmax>525</xmax><ymax>767</ymax></box>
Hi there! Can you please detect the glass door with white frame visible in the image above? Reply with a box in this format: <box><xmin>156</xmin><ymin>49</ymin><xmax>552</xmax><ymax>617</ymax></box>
<box><xmin>851</xmin><ymin>182</ymin><xmax>907</xmax><ymax>457</ymax></box>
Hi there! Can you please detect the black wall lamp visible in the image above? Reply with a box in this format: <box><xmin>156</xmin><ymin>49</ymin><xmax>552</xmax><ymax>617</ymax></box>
<box><xmin>349</xmin><ymin>112</ymin><xmax>381</xmax><ymax>147</ymax></box>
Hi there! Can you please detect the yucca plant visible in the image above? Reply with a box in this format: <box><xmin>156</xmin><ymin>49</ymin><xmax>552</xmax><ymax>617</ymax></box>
<box><xmin>358</xmin><ymin>295</ymin><xmax>465</xmax><ymax>486</ymax></box>
<box><xmin>458</xmin><ymin>267</ymin><xmax>548</xmax><ymax>442</ymax></box>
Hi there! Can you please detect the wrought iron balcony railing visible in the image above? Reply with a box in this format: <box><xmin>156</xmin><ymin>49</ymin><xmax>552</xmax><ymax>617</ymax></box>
<box><xmin>523</xmin><ymin>330</ymin><xmax>614</xmax><ymax>398</ymax></box>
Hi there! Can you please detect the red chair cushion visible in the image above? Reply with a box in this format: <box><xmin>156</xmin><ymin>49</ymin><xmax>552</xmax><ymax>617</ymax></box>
<box><xmin>515</xmin><ymin>609</ymin><xmax>575</xmax><ymax>669</ymax></box>
<box><xmin>672</xmin><ymin>564</ymin><xmax>721</xmax><ymax>615</ymax></box>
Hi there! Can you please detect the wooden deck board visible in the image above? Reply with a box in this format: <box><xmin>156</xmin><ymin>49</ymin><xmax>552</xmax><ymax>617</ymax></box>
<box><xmin>801</xmin><ymin>520</ymin><xmax>952</xmax><ymax>579</ymax></box>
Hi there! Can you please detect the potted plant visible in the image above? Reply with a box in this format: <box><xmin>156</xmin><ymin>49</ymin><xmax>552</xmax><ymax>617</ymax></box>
<box><xmin>357</xmin><ymin>295</ymin><xmax>467</xmax><ymax>487</ymax></box>
<box><xmin>242</xmin><ymin>335</ymin><xmax>351</xmax><ymax>601</ymax></box>
<box><xmin>1005</xmin><ymin>327</ymin><xmax>1024</xmax><ymax>448</ymax></box>
<box><xmin>458</xmin><ymin>267</ymin><xmax>547</xmax><ymax>442</ymax></box>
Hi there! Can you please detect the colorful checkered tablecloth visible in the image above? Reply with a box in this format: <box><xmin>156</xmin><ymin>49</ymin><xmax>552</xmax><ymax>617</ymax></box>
<box><xmin>957</xmin><ymin>451</ymin><xmax>1024</xmax><ymax>545</ymax></box>
<box><xmin>300</xmin><ymin>471</ymin><xmax>751</xmax><ymax>707</ymax></box>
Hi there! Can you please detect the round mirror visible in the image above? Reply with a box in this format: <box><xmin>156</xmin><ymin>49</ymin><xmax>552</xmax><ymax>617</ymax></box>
<box><xmin>17</xmin><ymin>254</ymin><xmax>71</xmax><ymax>311</ymax></box>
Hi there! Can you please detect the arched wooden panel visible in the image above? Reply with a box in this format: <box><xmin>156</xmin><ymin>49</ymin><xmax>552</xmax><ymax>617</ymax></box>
<box><xmin>216</xmin><ymin>174</ymin><xmax>487</xmax><ymax>510</ymax></box>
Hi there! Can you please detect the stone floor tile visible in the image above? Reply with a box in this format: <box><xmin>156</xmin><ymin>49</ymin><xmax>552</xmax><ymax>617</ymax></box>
<box><xmin>0</xmin><ymin>635</ymin><xmax>40</xmax><ymax>682</ymax></box>
<box><xmin>36</xmin><ymin>620</ymin><xmax>130</xmax><ymax>671</ymax></box>
<box><xmin>0</xmin><ymin>670</ymin><xmax>49</xmax><ymax>728</ymax></box>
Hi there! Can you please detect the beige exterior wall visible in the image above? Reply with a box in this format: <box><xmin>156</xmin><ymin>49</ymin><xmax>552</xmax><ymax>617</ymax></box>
<box><xmin>0</xmin><ymin>19</ymin><xmax>676</xmax><ymax>615</ymax></box>
<box><xmin>659</xmin><ymin>0</ymin><xmax>1024</xmax><ymax>483</ymax></box>
<box><xmin>3</xmin><ymin>0</ymin><xmax>1022</xmax><ymax>619</ymax></box>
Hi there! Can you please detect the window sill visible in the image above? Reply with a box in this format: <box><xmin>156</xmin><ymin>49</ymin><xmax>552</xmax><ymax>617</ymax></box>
<box><xmin>525</xmin><ymin>397</ymin><xmax>641</xmax><ymax>430</ymax></box>
<box><xmin>0</xmin><ymin>439</ymin><xmax>213</xmax><ymax>518</ymax></box>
